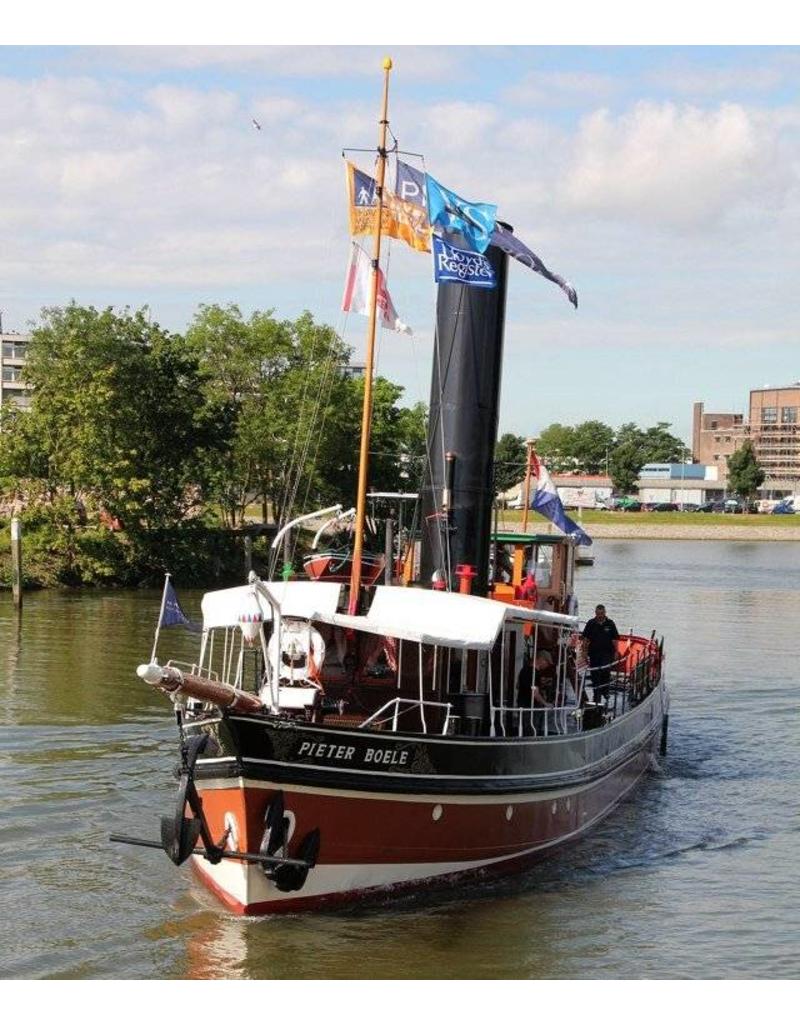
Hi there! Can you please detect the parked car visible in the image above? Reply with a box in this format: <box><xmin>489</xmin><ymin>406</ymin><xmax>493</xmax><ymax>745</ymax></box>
<box><xmin>618</xmin><ymin>499</ymin><xmax>642</xmax><ymax>512</ymax></box>
<box><xmin>697</xmin><ymin>500</ymin><xmax>726</xmax><ymax>513</ymax></box>
<box><xmin>650</xmin><ymin>502</ymin><xmax>679</xmax><ymax>512</ymax></box>
<box><xmin>680</xmin><ymin>503</ymin><xmax>700</xmax><ymax>512</ymax></box>
<box><xmin>772</xmin><ymin>500</ymin><xmax>796</xmax><ymax>515</ymax></box>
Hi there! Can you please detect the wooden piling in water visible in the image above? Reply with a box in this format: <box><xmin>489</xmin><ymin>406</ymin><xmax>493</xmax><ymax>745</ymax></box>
<box><xmin>11</xmin><ymin>517</ymin><xmax>22</xmax><ymax>610</ymax></box>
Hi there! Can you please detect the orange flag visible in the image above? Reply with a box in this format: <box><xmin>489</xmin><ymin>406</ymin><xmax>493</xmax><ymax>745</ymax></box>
<box><xmin>345</xmin><ymin>161</ymin><xmax>431</xmax><ymax>254</ymax></box>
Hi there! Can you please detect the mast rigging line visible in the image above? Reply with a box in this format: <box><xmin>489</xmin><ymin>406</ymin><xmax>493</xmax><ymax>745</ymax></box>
<box><xmin>348</xmin><ymin>58</ymin><xmax>393</xmax><ymax>615</ymax></box>
<box><xmin>268</xmin><ymin>306</ymin><xmax>351</xmax><ymax>580</ymax></box>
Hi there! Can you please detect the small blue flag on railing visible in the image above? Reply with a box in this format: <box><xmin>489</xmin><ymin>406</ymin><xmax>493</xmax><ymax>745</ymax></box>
<box><xmin>426</xmin><ymin>174</ymin><xmax>496</xmax><ymax>254</ymax></box>
<box><xmin>432</xmin><ymin>235</ymin><xmax>496</xmax><ymax>289</ymax></box>
<box><xmin>160</xmin><ymin>579</ymin><xmax>201</xmax><ymax>632</ymax></box>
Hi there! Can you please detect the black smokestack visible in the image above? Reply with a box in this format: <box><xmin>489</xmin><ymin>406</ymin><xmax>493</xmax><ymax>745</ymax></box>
<box><xmin>419</xmin><ymin>231</ymin><xmax>511</xmax><ymax>596</ymax></box>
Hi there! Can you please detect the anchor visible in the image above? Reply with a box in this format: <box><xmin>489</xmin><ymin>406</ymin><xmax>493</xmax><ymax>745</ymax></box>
<box><xmin>161</xmin><ymin>733</ymin><xmax>222</xmax><ymax>865</ymax></box>
<box><xmin>110</xmin><ymin>736</ymin><xmax>321</xmax><ymax>889</ymax></box>
<box><xmin>258</xmin><ymin>790</ymin><xmax>321</xmax><ymax>893</ymax></box>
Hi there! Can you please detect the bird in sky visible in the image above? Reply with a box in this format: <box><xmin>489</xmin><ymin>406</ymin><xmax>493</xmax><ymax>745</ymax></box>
<box><xmin>252</xmin><ymin>118</ymin><xmax>262</xmax><ymax>131</ymax></box>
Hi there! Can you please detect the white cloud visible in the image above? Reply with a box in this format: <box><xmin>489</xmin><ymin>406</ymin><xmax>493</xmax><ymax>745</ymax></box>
<box><xmin>559</xmin><ymin>101</ymin><xmax>794</xmax><ymax>229</ymax></box>
<box><xmin>2</xmin><ymin>58</ymin><xmax>800</xmax><ymax>398</ymax></box>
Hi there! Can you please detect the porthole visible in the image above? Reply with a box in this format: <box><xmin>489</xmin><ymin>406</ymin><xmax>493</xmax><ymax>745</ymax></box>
<box><xmin>506</xmin><ymin>805</ymin><xmax>514</xmax><ymax>821</ymax></box>
<box><xmin>551</xmin><ymin>801</ymin><xmax>557</xmax><ymax>815</ymax></box>
<box><xmin>432</xmin><ymin>804</ymin><xmax>443</xmax><ymax>821</ymax></box>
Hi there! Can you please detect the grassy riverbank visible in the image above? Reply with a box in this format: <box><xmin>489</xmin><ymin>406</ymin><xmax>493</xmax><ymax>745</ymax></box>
<box><xmin>497</xmin><ymin>509</ymin><xmax>800</xmax><ymax>540</ymax></box>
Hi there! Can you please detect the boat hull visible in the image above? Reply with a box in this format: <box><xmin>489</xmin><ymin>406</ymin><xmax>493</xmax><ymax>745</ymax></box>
<box><xmin>183</xmin><ymin>682</ymin><xmax>667</xmax><ymax>914</ymax></box>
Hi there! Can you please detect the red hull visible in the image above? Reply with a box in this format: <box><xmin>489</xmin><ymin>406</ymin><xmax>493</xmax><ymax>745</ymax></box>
<box><xmin>191</xmin><ymin>741</ymin><xmax>656</xmax><ymax>914</ymax></box>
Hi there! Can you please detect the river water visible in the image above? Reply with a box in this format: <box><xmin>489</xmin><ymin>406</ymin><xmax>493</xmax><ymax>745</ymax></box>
<box><xmin>1</xmin><ymin>540</ymin><xmax>798</xmax><ymax>979</ymax></box>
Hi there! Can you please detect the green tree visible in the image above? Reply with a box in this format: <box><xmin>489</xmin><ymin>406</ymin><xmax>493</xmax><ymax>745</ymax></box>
<box><xmin>318</xmin><ymin>378</ymin><xmax>428</xmax><ymax>505</ymax></box>
<box><xmin>571</xmin><ymin>420</ymin><xmax>616</xmax><ymax>474</ymax></box>
<box><xmin>185</xmin><ymin>305</ymin><xmax>351</xmax><ymax>527</ymax></box>
<box><xmin>536</xmin><ymin>423</ymin><xmax>576</xmax><ymax>473</ymax></box>
<box><xmin>608</xmin><ymin>442</ymin><xmax>644</xmax><ymax>494</ymax></box>
<box><xmin>608</xmin><ymin>421</ymin><xmax>689</xmax><ymax>493</ymax></box>
<box><xmin>727</xmin><ymin>441</ymin><xmax>765</xmax><ymax>499</ymax></box>
<box><xmin>494</xmin><ymin>433</ymin><xmax>527</xmax><ymax>495</ymax></box>
<box><xmin>640</xmin><ymin>422</ymin><xmax>687</xmax><ymax>464</ymax></box>
<box><xmin>8</xmin><ymin>304</ymin><xmax>217</xmax><ymax>536</ymax></box>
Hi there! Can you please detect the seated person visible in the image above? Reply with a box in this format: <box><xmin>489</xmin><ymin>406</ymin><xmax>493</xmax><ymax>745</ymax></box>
<box><xmin>516</xmin><ymin>649</ymin><xmax>555</xmax><ymax>709</ymax></box>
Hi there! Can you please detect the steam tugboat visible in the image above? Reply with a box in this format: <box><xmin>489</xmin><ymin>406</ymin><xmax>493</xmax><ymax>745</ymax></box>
<box><xmin>112</xmin><ymin>60</ymin><xmax>668</xmax><ymax>914</ymax></box>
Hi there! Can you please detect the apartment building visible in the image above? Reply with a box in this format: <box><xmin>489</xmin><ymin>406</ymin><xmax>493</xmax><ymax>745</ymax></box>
<box><xmin>0</xmin><ymin>331</ymin><xmax>32</xmax><ymax>411</ymax></box>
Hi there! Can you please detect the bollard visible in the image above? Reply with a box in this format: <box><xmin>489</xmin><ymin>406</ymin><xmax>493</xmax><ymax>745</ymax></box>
<box><xmin>11</xmin><ymin>517</ymin><xmax>22</xmax><ymax>610</ymax></box>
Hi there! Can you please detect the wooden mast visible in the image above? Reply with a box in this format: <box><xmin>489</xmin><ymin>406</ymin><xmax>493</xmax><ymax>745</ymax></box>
<box><xmin>521</xmin><ymin>439</ymin><xmax>534</xmax><ymax>533</ymax></box>
<box><xmin>348</xmin><ymin>56</ymin><xmax>393</xmax><ymax>615</ymax></box>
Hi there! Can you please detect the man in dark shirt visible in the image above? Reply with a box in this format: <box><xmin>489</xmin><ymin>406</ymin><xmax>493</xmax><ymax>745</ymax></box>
<box><xmin>582</xmin><ymin>604</ymin><xmax>619</xmax><ymax>703</ymax></box>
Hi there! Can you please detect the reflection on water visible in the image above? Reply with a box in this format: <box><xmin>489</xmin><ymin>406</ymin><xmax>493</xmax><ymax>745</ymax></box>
<box><xmin>1</xmin><ymin>542</ymin><xmax>798</xmax><ymax>979</ymax></box>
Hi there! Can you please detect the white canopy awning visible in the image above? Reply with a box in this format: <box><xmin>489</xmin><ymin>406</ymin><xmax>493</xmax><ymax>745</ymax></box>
<box><xmin>200</xmin><ymin>580</ymin><xmax>579</xmax><ymax>645</ymax></box>
<box><xmin>201</xmin><ymin>581</ymin><xmax>343</xmax><ymax>630</ymax></box>
<box><xmin>313</xmin><ymin>586</ymin><xmax>507</xmax><ymax>651</ymax></box>
<box><xmin>503</xmin><ymin>605</ymin><xmax>579</xmax><ymax>630</ymax></box>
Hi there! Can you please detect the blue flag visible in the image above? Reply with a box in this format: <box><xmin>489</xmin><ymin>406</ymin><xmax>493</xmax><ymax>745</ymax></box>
<box><xmin>351</xmin><ymin>164</ymin><xmax>378</xmax><ymax>208</ymax></box>
<box><xmin>528</xmin><ymin>453</ymin><xmax>592</xmax><ymax>547</ymax></box>
<box><xmin>426</xmin><ymin>174</ymin><xmax>496</xmax><ymax>253</ymax></box>
<box><xmin>396</xmin><ymin>160</ymin><xmax>427</xmax><ymax>209</ymax></box>
<box><xmin>491</xmin><ymin>223</ymin><xmax>578</xmax><ymax>308</ymax></box>
<box><xmin>160</xmin><ymin>579</ymin><xmax>201</xmax><ymax>631</ymax></box>
<box><xmin>432</xmin><ymin>235</ymin><xmax>496</xmax><ymax>289</ymax></box>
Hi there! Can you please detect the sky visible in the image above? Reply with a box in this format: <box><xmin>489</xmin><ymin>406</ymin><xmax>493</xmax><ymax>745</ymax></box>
<box><xmin>2</xmin><ymin>40</ymin><xmax>800</xmax><ymax>443</ymax></box>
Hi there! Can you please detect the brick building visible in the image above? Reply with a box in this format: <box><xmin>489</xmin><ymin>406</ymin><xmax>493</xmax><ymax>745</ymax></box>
<box><xmin>748</xmin><ymin>385</ymin><xmax>800</xmax><ymax>492</ymax></box>
<box><xmin>692</xmin><ymin>385</ymin><xmax>800</xmax><ymax>496</ymax></box>
<box><xmin>691</xmin><ymin>403</ymin><xmax>744</xmax><ymax>485</ymax></box>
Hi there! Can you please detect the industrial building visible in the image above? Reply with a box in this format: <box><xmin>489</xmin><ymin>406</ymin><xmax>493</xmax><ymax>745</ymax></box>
<box><xmin>636</xmin><ymin>463</ymin><xmax>723</xmax><ymax>506</ymax></box>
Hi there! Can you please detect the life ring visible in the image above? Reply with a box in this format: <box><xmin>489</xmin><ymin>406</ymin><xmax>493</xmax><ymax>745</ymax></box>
<box><xmin>268</xmin><ymin>619</ymin><xmax>326</xmax><ymax>685</ymax></box>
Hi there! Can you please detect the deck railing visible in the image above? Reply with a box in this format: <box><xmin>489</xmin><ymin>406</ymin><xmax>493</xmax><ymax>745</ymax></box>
<box><xmin>165</xmin><ymin>659</ymin><xmax>220</xmax><ymax>683</ymax></box>
<box><xmin>491</xmin><ymin>638</ymin><xmax>662</xmax><ymax>738</ymax></box>
<box><xmin>359</xmin><ymin>697</ymin><xmax>454</xmax><ymax>735</ymax></box>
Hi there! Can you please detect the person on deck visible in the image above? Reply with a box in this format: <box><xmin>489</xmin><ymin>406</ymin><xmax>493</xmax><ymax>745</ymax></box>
<box><xmin>516</xmin><ymin>649</ymin><xmax>555</xmax><ymax>735</ymax></box>
<box><xmin>582</xmin><ymin>604</ymin><xmax>620</xmax><ymax>704</ymax></box>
